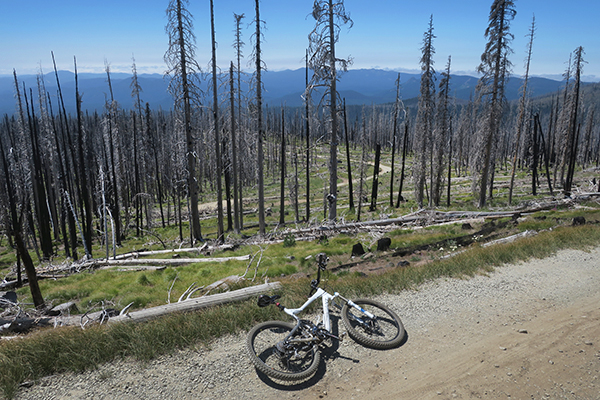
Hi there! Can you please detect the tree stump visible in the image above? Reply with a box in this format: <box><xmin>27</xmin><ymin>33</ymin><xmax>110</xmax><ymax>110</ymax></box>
<box><xmin>351</xmin><ymin>243</ymin><xmax>366</xmax><ymax>256</ymax></box>
<box><xmin>377</xmin><ymin>238</ymin><xmax>392</xmax><ymax>251</ymax></box>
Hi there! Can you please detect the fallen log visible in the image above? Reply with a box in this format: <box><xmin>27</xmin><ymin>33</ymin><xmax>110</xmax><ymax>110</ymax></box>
<box><xmin>36</xmin><ymin>274</ymin><xmax>70</xmax><ymax>279</ymax></box>
<box><xmin>201</xmin><ymin>275</ymin><xmax>242</xmax><ymax>294</ymax></box>
<box><xmin>274</xmin><ymin>209</ymin><xmax>524</xmax><ymax>240</ymax></box>
<box><xmin>482</xmin><ymin>230</ymin><xmax>537</xmax><ymax>248</ymax></box>
<box><xmin>392</xmin><ymin>220</ymin><xmax>512</xmax><ymax>257</ymax></box>
<box><xmin>112</xmin><ymin>243</ymin><xmax>237</xmax><ymax>260</ymax></box>
<box><xmin>0</xmin><ymin>280</ymin><xmax>20</xmax><ymax>290</ymax></box>
<box><xmin>108</xmin><ymin>281</ymin><xmax>281</xmax><ymax>324</ymax></box>
<box><xmin>98</xmin><ymin>266</ymin><xmax>167</xmax><ymax>272</ymax></box>
<box><xmin>46</xmin><ymin>281</ymin><xmax>281</xmax><ymax>328</ymax></box>
<box><xmin>93</xmin><ymin>255</ymin><xmax>251</xmax><ymax>268</ymax></box>
<box><xmin>0</xmin><ymin>315</ymin><xmax>52</xmax><ymax>334</ymax></box>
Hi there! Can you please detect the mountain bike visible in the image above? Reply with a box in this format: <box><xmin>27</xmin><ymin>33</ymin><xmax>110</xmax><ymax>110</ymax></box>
<box><xmin>246</xmin><ymin>253</ymin><xmax>405</xmax><ymax>381</ymax></box>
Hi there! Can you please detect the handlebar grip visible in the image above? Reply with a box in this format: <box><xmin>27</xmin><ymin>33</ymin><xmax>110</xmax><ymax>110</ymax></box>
<box><xmin>316</xmin><ymin>252</ymin><xmax>328</xmax><ymax>270</ymax></box>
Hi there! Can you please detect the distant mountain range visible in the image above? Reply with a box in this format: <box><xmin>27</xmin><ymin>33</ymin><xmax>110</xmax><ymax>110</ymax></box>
<box><xmin>0</xmin><ymin>68</ymin><xmax>571</xmax><ymax>116</ymax></box>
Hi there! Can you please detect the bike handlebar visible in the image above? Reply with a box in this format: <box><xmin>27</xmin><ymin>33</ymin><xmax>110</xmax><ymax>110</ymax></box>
<box><xmin>316</xmin><ymin>253</ymin><xmax>328</xmax><ymax>270</ymax></box>
<box><xmin>258</xmin><ymin>253</ymin><xmax>329</xmax><ymax>301</ymax></box>
<box><xmin>310</xmin><ymin>253</ymin><xmax>329</xmax><ymax>296</ymax></box>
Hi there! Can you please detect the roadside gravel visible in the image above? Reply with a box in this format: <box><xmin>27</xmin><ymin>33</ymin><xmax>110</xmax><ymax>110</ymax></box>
<box><xmin>16</xmin><ymin>246</ymin><xmax>600</xmax><ymax>400</ymax></box>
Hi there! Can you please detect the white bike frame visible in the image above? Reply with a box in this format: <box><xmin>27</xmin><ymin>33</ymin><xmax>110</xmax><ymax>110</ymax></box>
<box><xmin>282</xmin><ymin>287</ymin><xmax>375</xmax><ymax>333</ymax></box>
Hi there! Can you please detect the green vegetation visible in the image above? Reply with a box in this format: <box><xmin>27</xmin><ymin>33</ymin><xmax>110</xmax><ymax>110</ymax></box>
<box><xmin>4</xmin><ymin>203</ymin><xmax>599</xmax><ymax>314</ymax></box>
<box><xmin>2</xmin><ymin>221</ymin><xmax>600</xmax><ymax>399</ymax></box>
<box><xmin>2</xmin><ymin>135</ymin><xmax>600</xmax><ymax>399</ymax></box>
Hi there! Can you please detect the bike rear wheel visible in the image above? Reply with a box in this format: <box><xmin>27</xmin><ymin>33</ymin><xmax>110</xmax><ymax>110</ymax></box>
<box><xmin>341</xmin><ymin>299</ymin><xmax>405</xmax><ymax>349</ymax></box>
<box><xmin>246</xmin><ymin>320</ymin><xmax>320</xmax><ymax>381</ymax></box>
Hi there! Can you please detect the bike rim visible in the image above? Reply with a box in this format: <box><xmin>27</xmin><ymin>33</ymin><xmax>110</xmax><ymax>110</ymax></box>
<box><xmin>252</xmin><ymin>324</ymin><xmax>317</xmax><ymax>376</ymax></box>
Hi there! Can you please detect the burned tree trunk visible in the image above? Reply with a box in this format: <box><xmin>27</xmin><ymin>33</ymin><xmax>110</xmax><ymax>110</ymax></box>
<box><xmin>532</xmin><ymin>115</ymin><xmax>539</xmax><ymax>196</ymax></box>
<box><xmin>343</xmin><ymin>100</ymin><xmax>354</xmax><ymax>211</ymax></box>
<box><xmin>279</xmin><ymin>107</ymin><xmax>286</xmax><ymax>225</ymax></box>
<box><xmin>396</xmin><ymin>123</ymin><xmax>409</xmax><ymax>207</ymax></box>
<box><xmin>535</xmin><ymin>113</ymin><xmax>554</xmax><ymax>195</ymax></box>
<box><xmin>0</xmin><ymin>132</ymin><xmax>45</xmax><ymax>309</ymax></box>
<box><xmin>369</xmin><ymin>143</ymin><xmax>381</xmax><ymax>211</ymax></box>
<box><xmin>75</xmin><ymin>58</ymin><xmax>93</xmax><ymax>258</ymax></box>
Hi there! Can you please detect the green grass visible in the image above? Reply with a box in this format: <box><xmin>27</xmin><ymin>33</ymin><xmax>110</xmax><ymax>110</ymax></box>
<box><xmin>11</xmin><ymin>207</ymin><xmax>596</xmax><ymax>314</ymax></box>
<box><xmin>2</xmin><ymin>144</ymin><xmax>600</xmax><ymax>398</ymax></box>
<box><xmin>2</xmin><ymin>223</ymin><xmax>600</xmax><ymax>399</ymax></box>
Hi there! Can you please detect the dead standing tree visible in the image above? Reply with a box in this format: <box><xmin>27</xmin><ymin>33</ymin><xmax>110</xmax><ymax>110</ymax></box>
<box><xmin>390</xmin><ymin>73</ymin><xmax>405</xmax><ymax>208</ymax></box>
<box><xmin>251</xmin><ymin>0</ymin><xmax>266</xmax><ymax>236</ymax></box>
<box><xmin>14</xmin><ymin>72</ymin><xmax>54</xmax><ymax>260</ymax></box>
<box><xmin>473</xmin><ymin>0</ymin><xmax>515</xmax><ymax>208</ymax></box>
<box><xmin>0</xmin><ymin>116</ymin><xmax>45</xmax><ymax>309</ymax></box>
<box><xmin>433</xmin><ymin>55</ymin><xmax>452</xmax><ymax>207</ymax></box>
<box><xmin>103</xmin><ymin>62</ymin><xmax>122</xmax><ymax>246</ymax></box>
<box><xmin>563</xmin><ymin>46</ymin><xmax>585</xmax><ymax>196</ymax></box>
<box><xmin>304</xmin><ymin>51</ymin><xmax>313</xmax><ymax>221</ymax></box>
<box><xmin>279</xmin><ymin>107</ymin><xmax>286</xmax><ymax>225</ymax></box>
<box><xmin>508</xmin><ymin>15</ymin><xmax>536</xmax><ymax>205</ymax></box>
<box><xmin>414</xmin><ymin>16</ymin><xmax>436</xmax><ymax>208</ymax></box>
<box><xmin>209</xmin><ymin>0</ymin><xmax>225</xmax><ymax>241</ymax></box>
<box><xmin>74</xmin><ymin>58</ymin><xmax>93</xmax><ymax>258</ymax></box>
<box><xmin>165</xmin><ymin>0</ymin><xmax>203</xmax><ymax>242</ymax></box>
<box><xmin>130</xmin><ymin>57</ymin><xmax>147</xmax><ymax>236</ymax></box>
<box><xmin>233</xmin><ymin>12</ymin><xmax>245</xmax><ymax>231</ymax></box>
<box><xmin>228</xmin><ymin>62</ymin><xmax>240</xmax><ymax>233</ymax></box>
<box><xmin>51</xmin><ymin>52</ymin><xmax>80</xmax><ymax>259</ymax></box>
<box><xmin>308</xmin><ymin>0</ymin><xmax>353</xmax><ymax>222</ymax></box>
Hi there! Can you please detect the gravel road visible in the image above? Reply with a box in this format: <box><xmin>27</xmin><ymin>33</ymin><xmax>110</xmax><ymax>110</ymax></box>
<box><xmin>16</xmin><ymin>246</ymin><xmax>600</xmax><ymax>400</ymax></box>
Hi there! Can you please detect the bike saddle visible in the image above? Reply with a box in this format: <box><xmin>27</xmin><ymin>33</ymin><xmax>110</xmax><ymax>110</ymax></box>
<box><xmin>257</xmin><ymin>294</ymin><xmax>281</xmax><ymax>308</ymax></box>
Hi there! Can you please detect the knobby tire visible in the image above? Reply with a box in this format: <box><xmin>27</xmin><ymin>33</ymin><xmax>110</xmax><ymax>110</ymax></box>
<box><xmin>341</xmin><ymin>299</ymin><xmax>405</xmax><ymax>349</ymax></box>
<box><xmin>246</xmin><ymin>320</ymin><xmax>320</xmax><ymax>381</ymax></box>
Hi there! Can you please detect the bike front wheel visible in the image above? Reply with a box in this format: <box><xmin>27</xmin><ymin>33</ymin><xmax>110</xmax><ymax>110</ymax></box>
<box><xmin>341</xmin><ymin>299</ymin><xmax>405</xmax><ymax>349</ymax></box>
<box><xmin>246</xmin><ymin>320</ymin><xmax>320</xmax><ymax>381</ymax></box>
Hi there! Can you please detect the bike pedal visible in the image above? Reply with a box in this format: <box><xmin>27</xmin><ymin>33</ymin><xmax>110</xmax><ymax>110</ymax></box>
<box><xmin>339</xmin><ymin>332</ymin><xmax>347</xmax><ymax>342</ymax></box>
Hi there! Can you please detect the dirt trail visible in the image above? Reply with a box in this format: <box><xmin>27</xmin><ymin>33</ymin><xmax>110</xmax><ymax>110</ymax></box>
<box><xmin>303</xmin><ymin>293</ymin><xmax>600</xmax><ymax>400</ymax></box>
<box><xmin>198</xmin><ymin>161</ymin><xmax>392</xmax><ymax>213</ymax></box>
<box><xmin>296</xmin><ymin>250</ymin><xmax>600</xmax><ymax>400</ymax></box>
<box><xmin>16</xmin><ymin>247</ymin><xmax>600</xmax><ymax>400</ymax></box>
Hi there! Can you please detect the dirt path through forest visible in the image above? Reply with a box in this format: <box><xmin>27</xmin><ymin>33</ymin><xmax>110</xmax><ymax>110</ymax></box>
<box><xmin>197</xmin><ymin>161</ymin><xmax>392</xmax><ymax>213</ymax></box>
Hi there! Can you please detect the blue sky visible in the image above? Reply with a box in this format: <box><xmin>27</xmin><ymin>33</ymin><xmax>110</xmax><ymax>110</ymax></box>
<box><xmin>1</xmin><ymin>0</ymin><xmax>598</xmax><ymax>81</ymax></box>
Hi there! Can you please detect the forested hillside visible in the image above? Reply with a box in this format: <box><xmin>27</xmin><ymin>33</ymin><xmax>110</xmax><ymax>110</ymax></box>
<box><xmin>0</xmin><ymin>68</ymin><xmax>578</xmax><ymax>114</ymax></box>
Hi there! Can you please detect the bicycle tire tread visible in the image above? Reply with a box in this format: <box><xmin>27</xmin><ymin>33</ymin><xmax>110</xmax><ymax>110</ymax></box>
<box><xmin>246</xmin><ymin>320</ymin><xmax>320</xmax><ymax>381</ymax></box>
<box><xmin>341</xmin><ymin>298</ymin><xmax>405</xmax><ymax>350</ymax></box>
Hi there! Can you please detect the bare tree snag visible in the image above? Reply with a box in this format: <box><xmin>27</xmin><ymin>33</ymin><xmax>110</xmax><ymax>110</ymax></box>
<box><xmin>343</xmin><ymin>100</ymin><xmax>354</xmax><ymax>211</ymax></box>
<box><xmin>308</xmin><ymin>0</ymin><xmax>353</xmax><ymax>222</ymax></box>
<box><xmin>210</xmin><ymin>0</ymin><xmax>225</xmax><ymax>241</ymax></box>
<box><xmin>396</xmin><ymin>122</ymin><xmax>409</xmax><ymax>207</ymax></box>
<box><xmin>253</xmin><ymin>0</ymin><xmax>266</xmax><ymax>235</ymax></box>
<box><xmin>165</xmin><ymin>0</ymin><xmax>203</xmax><ymax>242</ymax></box>
<box><xmin>369</xmin><ymin>143</ymin><xmax>381</xmax><ymax>211</ymax></box>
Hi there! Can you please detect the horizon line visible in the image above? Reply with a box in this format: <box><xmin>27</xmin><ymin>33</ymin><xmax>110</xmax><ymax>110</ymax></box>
<box><xmin>1</xmin><ymin>67</ymin><xmax>598</xmax><ymax>83</ymax></box>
